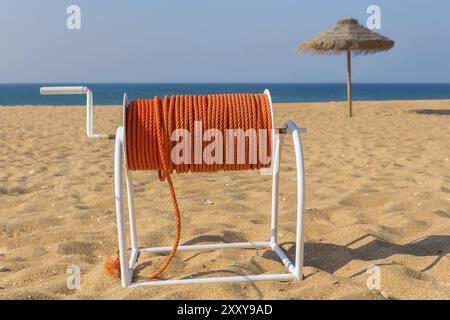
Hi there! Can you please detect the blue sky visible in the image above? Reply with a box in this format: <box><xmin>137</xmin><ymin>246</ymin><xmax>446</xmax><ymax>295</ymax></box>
<box><xmin>1</xmin><ymin>0</ymin><xmax>450</xmax><ymax>83</ymax></box>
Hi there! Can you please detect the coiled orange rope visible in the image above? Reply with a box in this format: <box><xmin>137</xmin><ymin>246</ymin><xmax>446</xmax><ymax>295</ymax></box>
<box><xmin>105</xmin><ymin>93</ymin><xmax>272</xmax><ymax>280</ymax></box>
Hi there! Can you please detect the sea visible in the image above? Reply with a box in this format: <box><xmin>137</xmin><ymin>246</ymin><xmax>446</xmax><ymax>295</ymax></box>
<box><xmin>0</xmin><ymin>83</ymin><xmax>450</xmax><ymax>106</ymax></box>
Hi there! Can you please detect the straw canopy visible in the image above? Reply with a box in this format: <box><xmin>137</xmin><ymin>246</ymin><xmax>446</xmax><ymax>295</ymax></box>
<box><xmin>298</xmin><ymin>18</ymin><xmax>394</xmax><ymax>55</ymax></box>
<box><xmin>297</xmin><ymin>18</ymin><xmax>395</xmax><ymax>117</ymax></box>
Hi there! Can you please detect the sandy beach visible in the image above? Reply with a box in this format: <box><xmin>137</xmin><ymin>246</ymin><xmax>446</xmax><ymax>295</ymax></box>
<box><xmin>0</xmin><ymin>99</ymin><xmax>449</xmax><ymax>300</ymax></box>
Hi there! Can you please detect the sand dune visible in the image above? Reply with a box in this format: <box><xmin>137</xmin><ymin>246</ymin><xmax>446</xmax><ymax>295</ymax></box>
<box><xmin>0</xmin><ymin>100</ymin><xmax>449</xmax><ymax>299</ymax></box>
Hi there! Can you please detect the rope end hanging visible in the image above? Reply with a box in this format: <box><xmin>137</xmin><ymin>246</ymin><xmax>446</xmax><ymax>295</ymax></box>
<box><xmin>104</xmin><ymin>249</ymin><xmax>121</xmax><ymax>278</ymax></box>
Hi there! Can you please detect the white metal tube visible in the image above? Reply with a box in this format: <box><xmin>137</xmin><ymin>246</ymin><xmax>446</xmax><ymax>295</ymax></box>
<box><xmin>128</xmin><ymin>273</ymin><xmax>296</xmax><ymax>287</ymax></box>
<box><xmin>85</xmin><ymin>88</ymin><xmax>112</xmax><ymax>140</ymax></box>
<box><xmin>285</xmin><ymin>120</ymin><xmax>306</xmax><ymax>280</ymax></box>
<box><xmin>139</xmin><ymin>241</ymin><xmax>271</xmax><ymax>254</ymax></box>
<box><xmin>129</xmin><ymin>248</ymin><xmax>140</xmax><ymax>269</ymax></box>
<box><xmin>272</xmin><ymin>244</ymin><xmax>295</xmax><ymax>274</ymax></box>
<box><xmin>270</xmin><ymin>133</ymin><xmax>284</xmax><ymax>244</ymax></box>
<box><xmin>114</xmin><ymin>127</ymin><xmax>130</xmax><ymax>287</ymax></box>
<box><xmin>40</xmin><ymin>86</ymin><xmax>87</xmax><ymax>95</ymax></box>
<box><xmin>125</xmin><ymin>171</ymin><xmax>138</xmax><ymax>250</ymax></box>
<box><xmin>86</xmin><ymin>89</ymin><xmax>94</xmax><ymax>138</ymax></box>
<box><xmin>39</xmin><ymin>86</ymin><xmax>113</xmax><ymax>140</ymax></box>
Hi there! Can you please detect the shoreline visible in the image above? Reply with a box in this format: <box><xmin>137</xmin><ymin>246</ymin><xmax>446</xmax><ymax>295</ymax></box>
<box><xmin>0</xmin><ymin>98</ymin><xmax>450</xmax><ymax>108</ymax></box>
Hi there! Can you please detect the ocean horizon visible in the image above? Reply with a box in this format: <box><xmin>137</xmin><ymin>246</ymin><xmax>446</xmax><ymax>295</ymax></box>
<box><xmin>1</xmin><ymin>83</ymin><xmax>450</xmax><ymax>106</ymax></box>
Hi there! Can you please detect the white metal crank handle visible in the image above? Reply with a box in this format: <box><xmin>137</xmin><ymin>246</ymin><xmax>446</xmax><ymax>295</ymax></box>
<box><xmin>40</xmin><ymin>86</ymin><xmax>115</xmax><ymax>140</ymax></box>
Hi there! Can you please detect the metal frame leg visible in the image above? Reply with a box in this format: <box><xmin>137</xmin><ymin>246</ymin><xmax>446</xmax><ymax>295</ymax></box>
<box><xmin>270</xmin><ymin>132</ymin><xmax>283</xmax><ymax>245</ymax></box>
<box><xmin>125</xmin><ymin>170</ymin><xmax>140</xmax><ymax>270</ymax></box>
<box><xmin>114</xmin><ymin>127</ymin><xmax>130</xmax><ymax>287</ymax></box>
<box><xmin>287</xmin><ymin>121</ymin><xmax>306</xmax><ymax>280</ymax></box>
<box><xmin>270</xmin><ymin>122</ymin><xmax>306</xmax><ymax>280</ymax></box>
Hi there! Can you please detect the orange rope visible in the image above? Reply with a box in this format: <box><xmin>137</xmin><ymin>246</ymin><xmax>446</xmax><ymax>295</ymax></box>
<box><xmin>105</xmin><ymin>93</ymin><xmax>272</xmax><ymax>280</ymax></box>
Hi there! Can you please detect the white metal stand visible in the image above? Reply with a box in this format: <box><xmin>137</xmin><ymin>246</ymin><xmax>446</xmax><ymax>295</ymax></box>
<box><xmin>40</xmin><ymin>86</ymin><xmax>306</xmax><ymax>288</ymax></box>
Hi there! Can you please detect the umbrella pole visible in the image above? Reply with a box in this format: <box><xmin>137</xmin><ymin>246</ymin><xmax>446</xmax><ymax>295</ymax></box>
<box><xmin>346</xmin><ymin>49</ymin><xmax>353</xmax><ymax>117</ymax></box>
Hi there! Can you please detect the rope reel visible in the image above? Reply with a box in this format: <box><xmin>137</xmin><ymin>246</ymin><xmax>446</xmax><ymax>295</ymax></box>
<box><xmin>105</xmin><ymin>93</ymin><xmax>274</xmax><ymax>279</ymax></box>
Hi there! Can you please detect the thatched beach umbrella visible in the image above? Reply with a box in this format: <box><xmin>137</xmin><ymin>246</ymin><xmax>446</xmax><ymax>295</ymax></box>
<box><xmin>298</xmin><ymin>18</ymin><xmax>394</xmax><ymax>117</ymax></box>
